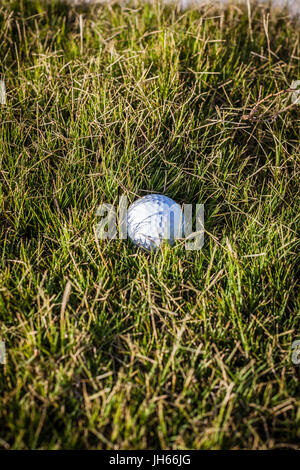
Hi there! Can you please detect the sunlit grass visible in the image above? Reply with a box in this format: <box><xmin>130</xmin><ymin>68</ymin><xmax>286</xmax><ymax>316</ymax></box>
<box><xmin>0</xmin><ymin>0</ymin><xmax>299</xmax><ymax>449</ymax></box>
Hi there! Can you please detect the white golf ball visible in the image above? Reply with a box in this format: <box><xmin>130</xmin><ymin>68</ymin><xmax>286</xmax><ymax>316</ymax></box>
<box><xmin>126</xmin><ymin>194</ymin><xmax>184</xmax><ymax>251</ymax></box>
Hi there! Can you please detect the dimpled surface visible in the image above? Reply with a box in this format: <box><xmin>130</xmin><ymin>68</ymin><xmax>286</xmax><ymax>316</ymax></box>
<box><xmin>127</xmin><ymin>194</ymin><xmax>184</xmax><ymax>251</ymax></box>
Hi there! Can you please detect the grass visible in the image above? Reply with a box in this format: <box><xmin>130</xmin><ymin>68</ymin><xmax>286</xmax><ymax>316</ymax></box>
<box><xmin>0</xmin><ymin>0</ymin><xmax>299</xmax><ymax>450</ymax></box>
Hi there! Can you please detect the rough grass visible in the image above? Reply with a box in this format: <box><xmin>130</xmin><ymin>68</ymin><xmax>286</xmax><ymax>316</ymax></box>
<box><xmin>0</xmin><ymin>0</ymin><xmax>299</xmax><ymax>450</ymax></box>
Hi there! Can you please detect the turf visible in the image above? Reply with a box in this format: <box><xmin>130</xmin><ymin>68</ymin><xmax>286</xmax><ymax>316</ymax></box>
<box><xmin>0</xmin><ymin>0</ymin><xmax>299</xmax><ymax>450</ymax></box>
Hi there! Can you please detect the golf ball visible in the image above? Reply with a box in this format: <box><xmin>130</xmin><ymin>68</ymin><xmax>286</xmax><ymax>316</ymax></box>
<box><xmin>126</xmin><ymin>194</ymin><xmax>184</xmax><ymax>251</ymax></box>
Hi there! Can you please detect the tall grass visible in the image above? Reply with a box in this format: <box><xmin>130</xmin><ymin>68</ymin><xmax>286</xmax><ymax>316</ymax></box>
<box><xmin>0</xmin><ymin>0</ymin><xmax>299</xmax><ymax>449</ymax></box>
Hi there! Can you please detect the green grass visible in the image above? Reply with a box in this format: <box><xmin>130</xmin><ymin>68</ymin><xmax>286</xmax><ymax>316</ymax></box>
<box><xmin>0</xmin><ymin>0</ymin><xmax>299</xmax><ymax>450</ymax></box>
